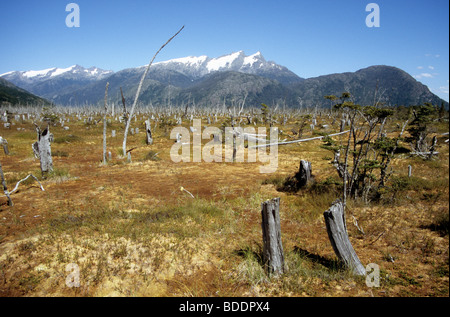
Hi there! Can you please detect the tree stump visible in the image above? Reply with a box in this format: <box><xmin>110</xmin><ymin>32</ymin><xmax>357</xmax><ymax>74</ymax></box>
<box><xmin>0</xmin><ymin>137</ymin><xmax>9</xmax><ymax>155</ymax></box>
<box><xmin>295</xmin><ymin>160</ymin><xmax>313</xmax><ymax>188</ymax></box>
<box><xmin>261</xmin><ymin>197</ymin><xmax>285</xmax><ymax>275</ymax></box>
<box><xmin>323</xmin><ymin>199</ymin><xmax>366</xmax><ymax>276</ymax></box>
<box><xmin>278</xmin><ymin>160</ymin><xmax>313</xmax><ymax>193</ymax></box>
<box><xmin>0</xmin><ymin>160</ymin><xmax>13</xmax><ymax>206</ymax></box>
<box><xmin>145</xmin><ymin>119</ymin><xmax>153</xmax><ymax>145</ymax></box>
<box><xmin>34</xmin><ymin>125</ymin><xmax>53</xmax><ymax>174</ymax></box>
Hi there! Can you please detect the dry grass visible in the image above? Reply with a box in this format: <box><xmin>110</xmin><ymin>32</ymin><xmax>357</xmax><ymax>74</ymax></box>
<box><xmin>0</xmin><ymin>111</ymin><xmax>448</xmax><ymax>297</ymax></box>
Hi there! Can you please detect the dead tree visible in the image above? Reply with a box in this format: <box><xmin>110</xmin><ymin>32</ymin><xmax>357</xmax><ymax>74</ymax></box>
<box><xmin>102</xmin><ymin>82</ymin><xmax>109</xmax><ymax>165</ymax></box>
<box><xmin>122</xmin><ymin>26</ymin><xmax>184</xmax><ymax>156</ymax></box>
<box><xmin>0</xmin><ymin>160</ymin><xmax>12</xmax><ymax>206</ymax></box>
<box><xmin>278</xmin><ymin>159</ymin><xmax>313</xmax><ymax>193</ymax></box>
<box><xmin>323</xmin><ymin>199</ymin><xmax>366</xmax><ymax>276</ymax></box>
<box><xmin>0</xmin><ymin>137</ymin><xmax>9</xmax><ymax>155</ymax></box>
<box><xmin>33</xmin><ymin>124</ymin><xmax>53</xmax><ymax>175</ymax></box>
<box><xmin>261</xmin><ymin>197</ymin><xmax>285</xmax><ymax>275</ymax></box>
<box><xmin>120</xmin><ymin>87</ymin><xmax>128</xmax><ymax>127</ymax></box>
<box><xmin>145</xmin><ymin>119</ymin><xmax>153</xmax><ymax>145</ymax></box>
<box><xmin>296</xmin><ymin>160</ymin><xmax>313</xmax><ymax>188</ymax></box>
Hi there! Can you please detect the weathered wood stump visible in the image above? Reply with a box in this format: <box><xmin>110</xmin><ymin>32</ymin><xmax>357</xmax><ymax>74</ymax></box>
<box><xmin>0</xmin><ymin>160</ymin><xmax>13</xmax><ymax>206</ymax></box>
<box><xmin>33</xmin><ymin>125</ymin><xmax>53</xmax><ymax>174</ymax></box>
<box><xmin>295</xmin><ymin>160</ymin><xmax>313</xmax><ymax>188</ymax></box>
<box><xmin>323</xmin><ymin>199</ymin><xmax>366</xmax><ymax>276</ymax></box>
<box><xmin>145</xmin><ymin>119</ymin><xmax>153</xmax><ymax>145</ymax></box>
<box><xmin>279</xmin><ymin>160</ymin><xmax>313</xmax><ymax>192</ymax></box>
<box><xmin>261</xmin><ymin>197</ymin><xmax>285</xmax><ymax>275</ymax></box>
<box><xmin>0</xmin><ymin>137</ymin><xmax>9</xmax><ymax>155</ymax></box>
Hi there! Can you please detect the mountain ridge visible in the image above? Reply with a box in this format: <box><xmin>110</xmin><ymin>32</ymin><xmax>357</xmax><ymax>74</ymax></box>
<box><xmin>0</xmin><ymin>77</ymin><xmax>50</xmax><ymax>106</ymax></box>
<box><xmin>0</xmin><ymin>52</ymin><xmax>447</xmax><ymax>108</ymax></box>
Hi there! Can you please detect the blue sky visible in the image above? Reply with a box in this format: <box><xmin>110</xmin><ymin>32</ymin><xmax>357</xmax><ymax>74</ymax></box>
<box><xmin>0</xmin><ymin>0</ymin><xmax>448</xmax><ymax>101</ymax></box>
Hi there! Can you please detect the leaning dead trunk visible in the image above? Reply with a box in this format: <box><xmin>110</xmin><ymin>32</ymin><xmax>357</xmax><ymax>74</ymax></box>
<box><xmin>323</xmin><ymin>199</ymin><xmax>365</xmax><ymax>276</ymax></box>
<box><xmin>261</xmin><ymin>197</ymin><xmax>285</xmax><ymax>275</ymax></box>
<box><xmin>34</xmin><ymin>124</ymin><xmax>53</xmax><ymax>175</ymax></box>
<box><xmin>123</xmin><ymin>26</ymin><xmax>184</xmax><ymax>156</ymax></box>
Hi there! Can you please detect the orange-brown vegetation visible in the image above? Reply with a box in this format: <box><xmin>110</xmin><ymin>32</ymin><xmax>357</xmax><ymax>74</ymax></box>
<box><xmin>0</xmin><ymin>108</ymin><xmax>448</xmax><ymax>297</ymax></box>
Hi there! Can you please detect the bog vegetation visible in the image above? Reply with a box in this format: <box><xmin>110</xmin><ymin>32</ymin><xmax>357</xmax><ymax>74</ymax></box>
<box><xmin>0</xmin><ymin>97</ymin><xmax>448</xmax><ymax>297</ymax></box>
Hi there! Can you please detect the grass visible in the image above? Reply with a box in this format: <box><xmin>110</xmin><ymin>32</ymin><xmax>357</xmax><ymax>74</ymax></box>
<box><xmin>0</xmin><ymin>110</ymin><xmax>448</xmax><ymax>297</ymax></box>
<box><xmin>53</xmin><ymin>134</ymin><xmax>83</xmax><ymax>144</ymax></box>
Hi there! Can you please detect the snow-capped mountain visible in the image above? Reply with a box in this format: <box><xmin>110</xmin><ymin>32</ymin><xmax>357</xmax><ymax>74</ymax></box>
<box><xmin>0</xmin><ymin>51</ymin><xmax>303</xmax><ymax>105</ymax></box>
<box><xmin>2</xmin><ymin>50</ymin><xmax>444</xmax><ymax>108</ymax></box>
<box><xmin>1</xmin><ymin>65</ymin><xmax>113</xmax><ymax>83</ymax></box>
<box><xmin>0</xmin><ymin>65</ymin><xmax>113</xmax><ymax>100</ymax></box>
<box><xmin>150</xmin><ymin>51</ymin><xmax>302</xmax><ymax>85</ymax></box>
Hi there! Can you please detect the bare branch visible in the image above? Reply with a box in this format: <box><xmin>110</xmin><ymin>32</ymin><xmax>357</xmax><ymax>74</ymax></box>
<box><xmin>123</xmin><ymin>26</ymin><xmax>185</xmax><ymax>155</ymax></box>
<box><xmin>249</xmin><ymin>130</ymin><xmax>350</xmax><ymax>149</ymax></box>
<box><xmin>9</xmin><ymin>174</ymin><xmax>45</xmax><ymax>194</ymax></box>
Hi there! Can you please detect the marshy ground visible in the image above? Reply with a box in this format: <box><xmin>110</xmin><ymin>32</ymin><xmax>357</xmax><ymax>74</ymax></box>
<box><xmin>0</xmin><ymin>110</ymin><xmax>448</xmax><ymax>297</ymax></box>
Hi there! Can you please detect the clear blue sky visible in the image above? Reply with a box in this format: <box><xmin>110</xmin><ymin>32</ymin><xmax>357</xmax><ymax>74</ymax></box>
<box><xmin>0</xmin><ymin>0</ymin><xmax>448</xmax><ymax>101</ymax></box>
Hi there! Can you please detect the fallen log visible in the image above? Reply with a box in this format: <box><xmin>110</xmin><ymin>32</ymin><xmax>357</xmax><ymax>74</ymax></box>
<box><xmin>249</xmin><ymin>130</ymin><xmax>350</xmax><ymax>149</ymax></box>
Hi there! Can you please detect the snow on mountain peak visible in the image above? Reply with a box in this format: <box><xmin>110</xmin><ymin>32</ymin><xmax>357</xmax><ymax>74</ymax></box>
<box><xmin>206</xmin><ymin>51</ymin><xmax>245</xmax><ymax>72</ymax></box>
<box><xmin>155</xmin><ymin>55</ymin><xmax>209</xmax><ymax>67</ymax></box>
<box><xmin>50</xmin><ymin>65</ymin><xmax>77</xmax><ymax>77</ymax></box>
<box><xmin>243</xmin><ymin>51</ymin><xmax>265</xmax><ymax>67</ymax></box>
<box><xmin>0</xmin><ymin>65</ymin><xmax>113</xmax><ymax>81</ymax></box>
<box><xmin>143</xmin><ymin>50</ymin><xmax>284</xmax><ymax>80</ymax></box>
<box><xmin>23</xmin><ymin>67</ymin><xmax>57</xmax><ymax>78</ymax></box>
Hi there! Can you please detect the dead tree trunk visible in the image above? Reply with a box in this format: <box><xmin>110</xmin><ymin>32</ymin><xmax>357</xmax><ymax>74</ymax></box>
<box><xmin>428</xmin><ymin>135</ymin><xmax>437</xmax><ymax>160</ymax></box>
<box><xmin>280</xmin><ymin>160</ymin><xmax>313</xmax><ymax>192</ymax></box>
<box><xmin>145</xmin><ymin>119</ymin><xmax>153</xmax><ymax>145</ymax></box>
<box><xmin>0</xmin><ymin>160</ymin><xmax>13</xmax><ymax>206</ymax></box>
<box><xmin>33</xmin><ymin>124</ymin><xmax>53</xmax><ymax>175</ymax></box>
<box><xmin>295</xmin><ymin>160</ymin><xmax>313</xmax><ymax>187</ymax></box>
<box><xmin>122</xmin><ymin>26</ymin><xmax>184</xmax><ymax>156</ymax></box>
<box><xmin>0</xmin><ymin>137</ymin><xmax>9</xmax><ymax>155</ymax></box>
<box><xmin>261</xmin><ymin>197</ymin><xmax>285</xmax><ymax>275</ymax></box>
<box><xmin>102</xmin><ymin>82</ymin><xmax>109</xmax><ymax>165</ymax></box>
<box><xmin>323</xmin><ymin>199</ymin><xmax>366</xmax><ymax>276</ymax></box>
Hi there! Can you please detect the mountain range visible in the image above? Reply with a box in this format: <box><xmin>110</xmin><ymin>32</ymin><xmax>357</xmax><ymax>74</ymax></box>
<box><xmin>0</xmin><ymin>77</ymin><xmax>48</xmax><ymax>106</ymax></box>
<box><xmin>1</xmin><ymin>51</ymin><xmax>447</xmax><ymax>109</ymax></box>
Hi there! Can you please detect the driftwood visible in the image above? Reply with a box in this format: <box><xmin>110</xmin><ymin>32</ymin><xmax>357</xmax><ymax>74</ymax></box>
<box><xmin>323</xmin><ymin>199</ymin><xmax>366</xmax><ymax>276</ymax></box>
<box><xmin>261</xmin><ymin>197</ymin><xmax>285</xmax><ymax>275</ymax></box>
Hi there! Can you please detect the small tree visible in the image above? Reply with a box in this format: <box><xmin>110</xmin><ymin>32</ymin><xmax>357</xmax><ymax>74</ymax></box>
<box><xmin>323</xmin><ymin>93</ymin><xmax>407</xmax><ymax>204</ymax></box>
<box><xmin>261</xmin><ymin>103</ymin><xmax>270</xmax><ymax>124</ymax></box>
<box><xmin>406</xmin><ymin>103</ymin><xmax>439</xmax><ymax>159</ymax></box>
